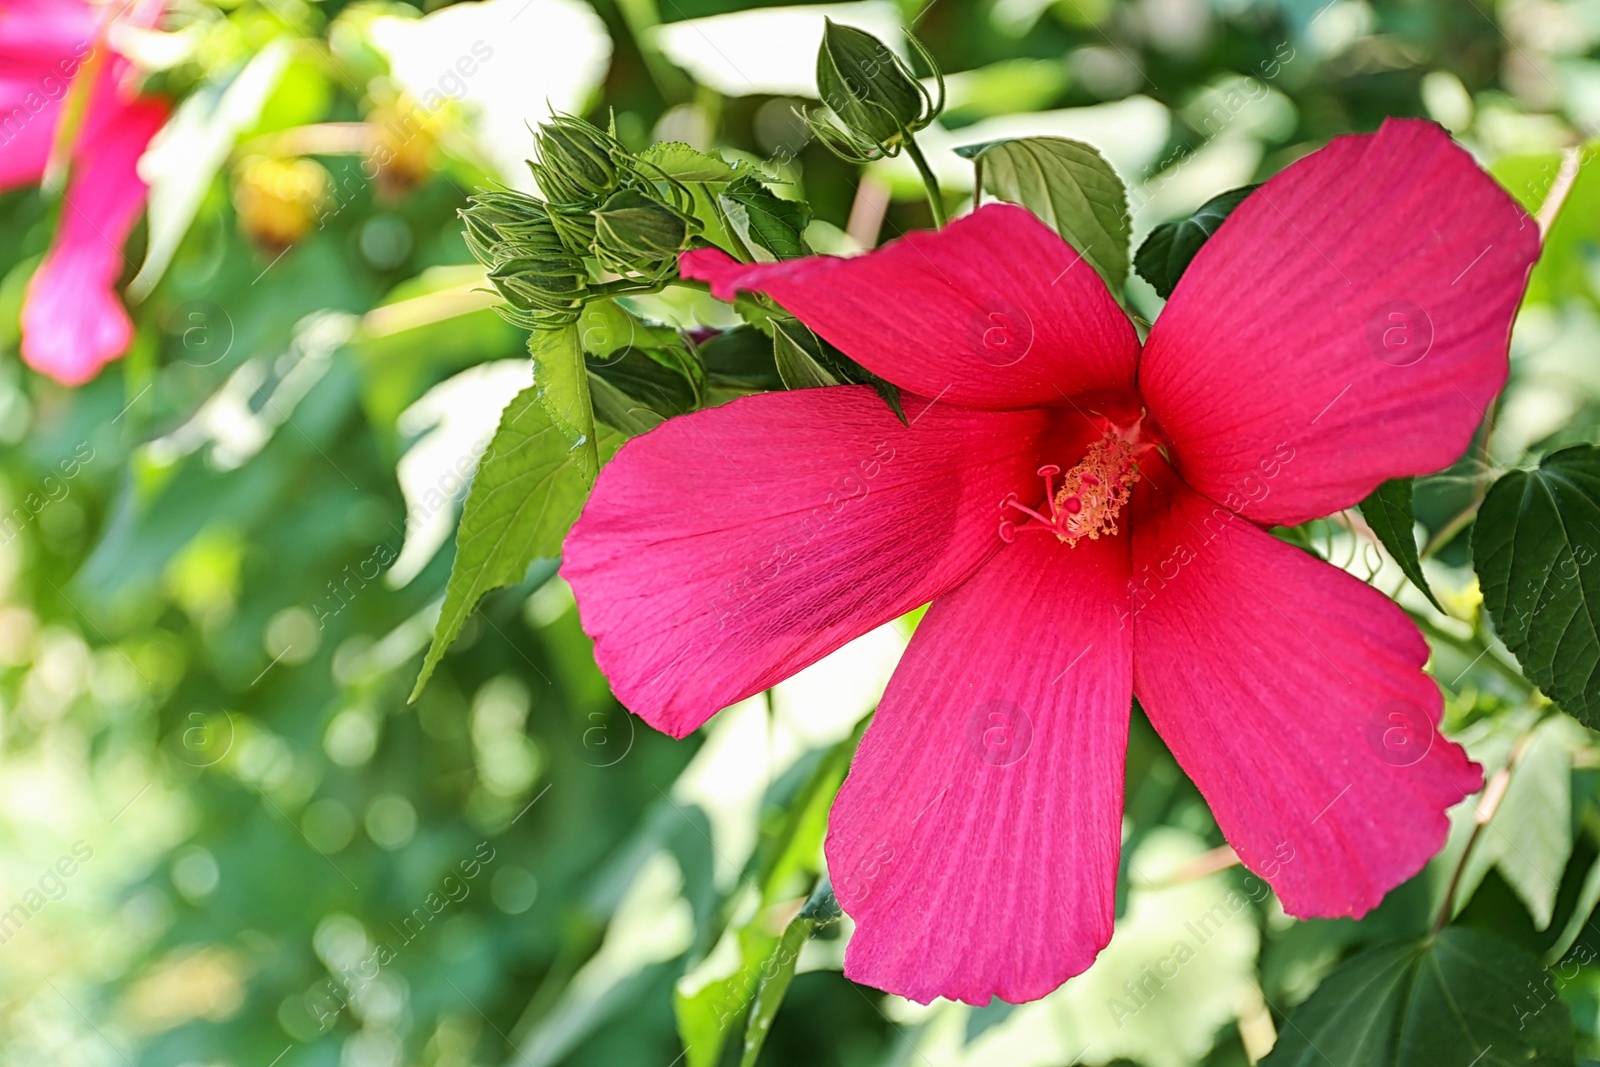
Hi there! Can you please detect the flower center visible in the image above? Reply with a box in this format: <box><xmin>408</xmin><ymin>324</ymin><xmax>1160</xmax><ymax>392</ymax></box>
<box><xmin>998</xmin><ymin>432</ymin><xmax>1142</xmax><ymax>546</ymax></box>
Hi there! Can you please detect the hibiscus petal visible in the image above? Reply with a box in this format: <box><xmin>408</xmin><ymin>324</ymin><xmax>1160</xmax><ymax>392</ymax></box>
<box><xmin>0</xmin><ymin>0</ymin><xmax>116</xmax><ymax>189</ymax></box>
<box><xmin>1128</xmin><ymin>476</ymin><xmax>1482</xmax><ymax>918</ymax></box>
<box><xmin>0</xmin><ymin>78</ymin><xmax>65</xmax><ymax>190</ymax></box>
<box><xmin>1139</xmin><ymin>118</ymin><xmax>1539</xmax><ymax>526</ymax></box>
<box><xmin>21</xmin><ymin>96</ymin><xmax>165</xmax><ymax>385</ymax></box>
<box><xmin>680</xmin><ymin>203</ymin><xmax>1139</xmax><ymax>411</ymax></box>
<box><xmin>827</xmin><ymin>531</ymin><xmax>1132</xmax><ymax>1005</ymax></box>
<box><xmin>562</xmin><ymin>386</ymin><xmax>1049</xmax><ymax>737</ymax></box>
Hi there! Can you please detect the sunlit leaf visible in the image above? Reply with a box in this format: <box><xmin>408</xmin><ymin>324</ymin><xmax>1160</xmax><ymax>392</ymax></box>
<box><xmin>673</xmin><ymin>720</ymin><xmax>864</xmax><ymax>1067</ymax></box>
<box><xmin>528</xmin><ymin>325</ymin><xmax>598</xmax><ymax>468</ymax></box>
<box><xmin>1456</xmin><ymin>715</ymin><xmax>1576</xmax><ymax>930</ymax></box>
<box><xmin>719</xmin><ymin>175</ymin><xmax>811</xmax><ymax>261</ymax></box>
<box><xmin>129</xmin><ymin>42</ymin><xmax>293</xmax><ymax>300</ymax></box>
<box><xmin>1489</xmin><ymin>143</ymin><xmax>1600</xmax><ymax>308</ymax></box>
<box><xmin>955</xmin><ymin>135</ymin><xmax>1130</xmax><ymax>293</ymax></box>
<box><xmin>640</xmin><ymin>141</ymin><xmax>743</xmax><ymax>183</ymax></box>
<box><xmin>738</xmin><ymin>881</ymin><xmax>842</xmax><ymax>1067</ymax></box>
<box><xmin>410</xmin><ymin>364</ymin><xmax>597</xmax><ymax>700</ymax></box>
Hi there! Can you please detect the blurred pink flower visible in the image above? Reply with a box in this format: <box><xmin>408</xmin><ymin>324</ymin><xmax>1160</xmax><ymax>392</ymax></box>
<box><xmin>562</xmin><ymin>119</ymin><xmax>1539</xmax><ymax>1004</ymax></box>
<box><xmin>0</xmin><ymin>0</ymin><xmax>167</xmax><ymax>384</ymax></box>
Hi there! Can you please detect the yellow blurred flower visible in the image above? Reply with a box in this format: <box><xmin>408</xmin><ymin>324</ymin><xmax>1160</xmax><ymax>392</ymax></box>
<box><xmin>232</xmin><ymin>155</ymin><xmax>332</xmax><ymax>251</ymax></box>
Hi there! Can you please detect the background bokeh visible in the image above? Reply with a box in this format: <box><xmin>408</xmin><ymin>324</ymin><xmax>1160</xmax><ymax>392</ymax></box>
<box><xmin>3</xmin><ymin>0</ymin><xmax>1600</xmax><ymax>1064</ymax></box>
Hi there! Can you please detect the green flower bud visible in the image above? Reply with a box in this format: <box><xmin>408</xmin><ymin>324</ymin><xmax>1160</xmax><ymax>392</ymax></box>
<box><xmin>487</xmin><ymin>254</ymin><xmax>589</xmax><ymax>326</ymax></box>
<box><xmin>529</xmin><ymin>115</ymin><xmax>627</xmax><ymax>205</ymax></box>
<box><xmin>545</xmin><ymin>202</ymin><xmax>599</xmax><ymax>253</ymax></box>
<box><xmin>808</xmin><ymin>20</ymin><xmax>942</xmax><ymax>160</ymax></box>
<box><xmin>591</xmin><ymin>188</ymin><xmax>698</xmax><ymax>273</ymax></box>
<box><xmin>460</xmin><ymin>190</ymin><xmax>548</xmax><ymax>256</ymax></box>
<box><xmin>460</xmin><ymin>192</ymin><xmax>589</xmax><ymax>327</ymax></box>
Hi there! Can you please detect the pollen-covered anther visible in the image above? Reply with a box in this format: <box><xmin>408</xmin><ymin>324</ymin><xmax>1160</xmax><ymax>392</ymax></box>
<box><xmin>998</xmin><ymin>434</ymin><xmax>1141</xmax><ymax>545</ymax></box>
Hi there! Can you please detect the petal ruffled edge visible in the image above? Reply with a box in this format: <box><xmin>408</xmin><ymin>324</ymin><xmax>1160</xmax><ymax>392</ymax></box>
<box><xmin>1129</xmin><ymin>473</ymin><xmax>1482</xmax><ymax>918</ymax></box>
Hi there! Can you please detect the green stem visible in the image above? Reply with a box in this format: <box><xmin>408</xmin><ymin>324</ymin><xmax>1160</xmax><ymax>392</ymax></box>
<box><xmin>903</xmin><ymin>136</ymin><xmax>947</xmax><ymax>228</ymax></box>
<box><xmin>1411</xmin><ymin>614</ymin><xmax>1528</xmax><ymax>692</ymax></box>
<box><xmin>614</xmin><ymin>0</ymin><xmax>692</xmax><ymax>104</ymax></box>
<box><xmin>1420</xmin><ymin>499</ymin><xmax>1482</xmax><ymax>560</ymax></box>
<box><xmin>1422</xmin><ymin>395</ymin><xmax>1500</xmax><ymax>560</ymax></box>
<box><xmin>1432</xmin><ymin>716</ymin><xmax>1544</xmax><ymax>933</ymax></box>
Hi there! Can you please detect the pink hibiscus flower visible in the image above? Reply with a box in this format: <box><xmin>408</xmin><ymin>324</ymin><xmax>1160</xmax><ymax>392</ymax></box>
<box><xmin>561</xmin><ymin>118</ymin><xmax>1539</xmax><ymax>1005</ymax></box>
<box><xmin>0</xmin><ymin>0</ymin><xmax>167</xmax><ymax>385</ymax></box>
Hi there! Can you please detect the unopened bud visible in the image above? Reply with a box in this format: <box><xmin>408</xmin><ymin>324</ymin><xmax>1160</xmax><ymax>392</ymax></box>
<box><xmin>529</xmin><ymin>115</ymin><xmax>626</xmax><ymax>205</ymax></box>
<box><xmin>591</xmin><ymin>188</ymin><xmax>697</xmax><ymax>272</ymax></box>
<box><xmin>460</xmin><ymin>192</ymin><xmax>589</xmax><ymax>326</ymax></box>
<box><xmin>807</xmin><ymin>20</ymin><xmax>941</xmax><ymax>160</ymax></box>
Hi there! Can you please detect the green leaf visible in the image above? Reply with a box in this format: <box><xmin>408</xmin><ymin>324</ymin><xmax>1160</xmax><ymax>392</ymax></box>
<box><xmin>586</xmin><ymin>373</ymin><xmax>666</xmax><ymax>438</ymax></box>
<box><xmin>409</xmin><ymin>376</ymin><xmax>597</xmax><ymax>700</ymax></box>
<box><xmin>1489</xmin><ymin>142</ymin><xmax>1600</xmax><ymax>309</ymax></box>
<box><xmin>585</xmin><ymin>343</ymin><xmax>696</xmax><ymax>440</ymax></box>
<box><xmin>576</xmin><ymin>299</ymin><xmax>640</xmax><ymax>361</ymax></box>
<box><xmin>719</xmin><ymin>176</ymin><xmax>811</xmax><ymax>262</ymax></box>
<box><xmin>529</xmin><ymin>325</ymin><xmax>599</xmax><ymax>473</ymax></box>
<box><xmin>1260</xmin><ymin>927</ymin><xmax>1574</xmax><ymax>1066</ymax></box>
<box><xmin>673</xmin><ymin>721</ymin><xmax>864</xmax><ymax>1067</ymax></box>
<box><xmin>954</xmin><ymin>135</ymin><xmax>1130</xmax><ymax>294</ymax></box>
<box><xmin>738</xmin><ymin>881</ymin><xmax>842</xmax><ymax>1067</ymax></box>
<box><xmin>759</xmin><ymin>313</ymin><xmax>903</xmax><ymax>419</ymax></box>
<box><xmin>580</xmin><ymin>299</ymin><xmax>704</xmax><ymax>402</ymax></box>
<box><xmin>1547</xmin><ymin>843</ymin><xmax>1600</xmax><ymax>964</ymax></box>
<box><xmin>128</xmin><ymin>42</ymin><xmax>293</xmax><ymax>299</ymax></box>
<box><xmin>1457</xmin><ymin>716</ymin><xmax>1577</xmax><ymax>930</ymax></box>
<box><xmin>1473</xmin><ymin>445</ymin><xmax>1600</xmax><ymax>726</ymax></box>
<box><xmin>1359</xmin><ymin>478</ymin><xmax>1442</xmax><ymax>610</ymax></box>
<box><xmin>639</xmin><ymin>141</ymin><xmax>742</xmax><ymax>184</ymax></box>
<box><xmin>698</xmin><ymin>324</ymin><xmax>786</xmax><ymax>403</ymax></box>
<box><xmin>770</xmin><ymin>317</ymin><xmax>841</xmax><ymax>390</ymax></box>
<box><xmin>1133</xmin><ymin>185</ymin><xmax>1256</xmax><ymax>299</ymax></box>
